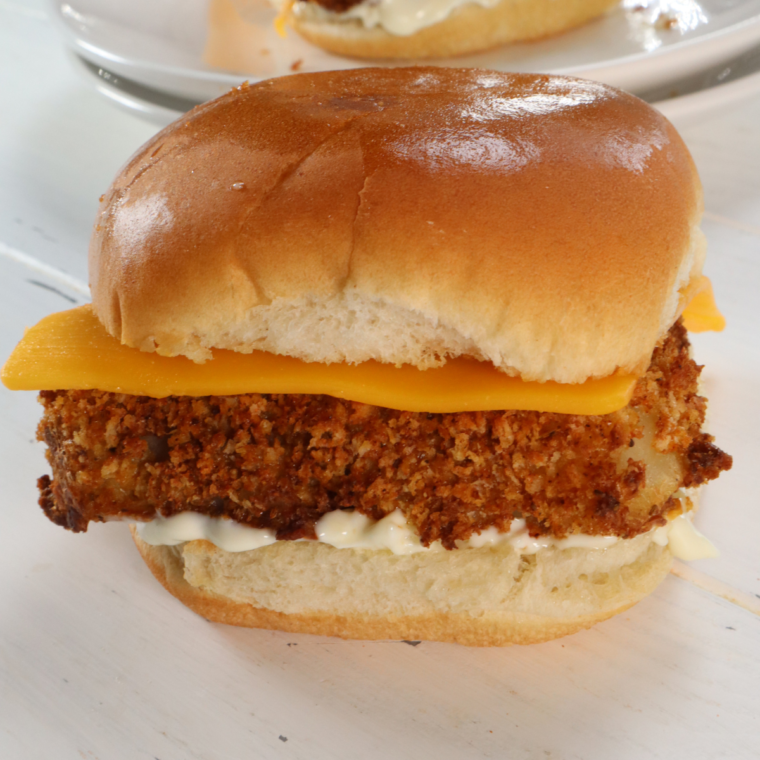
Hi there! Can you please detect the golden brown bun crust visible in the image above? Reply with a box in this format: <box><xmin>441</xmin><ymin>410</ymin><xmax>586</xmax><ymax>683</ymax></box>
<box><xmin>91</xmin><ymin>68</ymin><xmax>703</xmax><ymax>383</ymax></box>
<box><xmin>131</xmin><ymin>526</ymin><xmax>673</xmax><ymax>646</ymax></box>
<box><xmin>287</xmin><ymin>0</ymin><xmax>619</xmax><ymax>59</ymax></box>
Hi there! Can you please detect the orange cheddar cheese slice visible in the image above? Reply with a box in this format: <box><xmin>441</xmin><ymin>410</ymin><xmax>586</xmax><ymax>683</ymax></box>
<box><xmin>274</xmin><ymin>0</ymin><xmax>294</xmax><ymax>36</ymax></box>
<box><xmin>2</xmin><ymin>305</ymin><xmax>637</xmax><ymax>415</ymax></box>
<box><xmin>681</xmin><ymin>276</ymin><xmax>726</xmax><ymax>333</ymax></box>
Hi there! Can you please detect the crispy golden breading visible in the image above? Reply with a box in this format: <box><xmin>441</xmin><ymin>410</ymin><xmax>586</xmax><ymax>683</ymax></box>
<box><xmin>37</xmin><ymin>321</ymin><xmax>731</xmax><ymax>546</ymax></box>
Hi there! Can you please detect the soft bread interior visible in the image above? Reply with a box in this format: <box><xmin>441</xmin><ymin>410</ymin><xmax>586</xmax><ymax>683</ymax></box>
<box><xmin>132</xmin><ymin>527</ymin><xmax>672</xmax><ymax>646</ymax></box>
<box><xmin>152</xmin><ymin>229</ymin><xmax>702</xmax><ymax>374</ymax></box>
<box><xmin>205</xmin><ymin>291</ymin><xmax>488</xmax><ymax>370</ymax></box>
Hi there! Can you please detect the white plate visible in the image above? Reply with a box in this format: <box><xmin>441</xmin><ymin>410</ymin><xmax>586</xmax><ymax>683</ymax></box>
<box><xmin>645</xmin><ymin>42</ymin><xmax>760</xmax><ymax>123</ymax></box>
<box><xmin>51</xmin><ymin>0</ymin><xmax>760</xmax><ymax>102</ymax></box>
<box><xmin>67</xmin><ymin>42</ymin><xmax>760</xmax><ymax>130</ymax></box>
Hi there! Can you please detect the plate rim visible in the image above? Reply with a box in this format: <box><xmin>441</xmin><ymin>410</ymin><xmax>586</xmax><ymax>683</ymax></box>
<box><xmin>49</xmin><ymin>0</ymin><xmax>760</xmax><ymax>92</ymax></box>
<box><xmin>67</xmin><ymin>43</ymin><xmax>760</xmax><ymax>131</ymax></box>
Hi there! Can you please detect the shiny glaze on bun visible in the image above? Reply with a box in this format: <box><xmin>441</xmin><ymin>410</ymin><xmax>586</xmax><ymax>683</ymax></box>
<box><xmin>90</xmin><ymin>68</ymin><xmax>703</xmax><ymax>383</ymax></box>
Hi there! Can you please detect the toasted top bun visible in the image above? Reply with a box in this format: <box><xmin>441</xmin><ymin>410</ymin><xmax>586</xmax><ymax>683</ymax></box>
<box><xmin>281</xmin><ymin>0</ymin><xmax>620</xmax><ymax>59</ymax></box>
<box><xmin>90</xmin><ymin>68</ymin><xmax>704</xmax><ymax>384</ymax></box>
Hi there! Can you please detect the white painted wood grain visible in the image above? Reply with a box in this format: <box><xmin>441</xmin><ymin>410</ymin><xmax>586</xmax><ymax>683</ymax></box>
<box><xmin>0</xmin><ymin>1</ymin><xmax>157</xmax><ymax>282</ymax></box>
<box><xmin>686</xmin><ymin>218</ymin><xmax>760</xmax><ymax>599</ymax></box>
<box><xmin>1</xmin><ymin>2</ymin><xmax>759</xmax><ymax>758</ymax></box>
<box><xmin>681</xmin><ymin>96</ymin><xmax>760</xmax><ymax>234</ymax></box>
<box><xmin>2</xmin><ymin>519</ymin><xmax>759</xmax><ymax>760</ymax></box>
<box><xmin>1</xmin><ymin>240</ymin><xmax>758</xmax><ymax>760</ymax></box>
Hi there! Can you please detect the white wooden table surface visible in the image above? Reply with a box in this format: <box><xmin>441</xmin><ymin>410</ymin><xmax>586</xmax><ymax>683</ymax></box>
<box><xmin>1</xmin><ymin>2</ymin><xmax>759</xmax><ymax>758</ymax></box>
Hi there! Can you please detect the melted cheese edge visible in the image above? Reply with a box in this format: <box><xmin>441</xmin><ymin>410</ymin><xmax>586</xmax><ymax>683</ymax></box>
<box><xmin>2</xmin><ymin>305</ymin><xmax>635</xmax><ymax>414</ymax></box>
<box><xmin>1</xmin><ymin>281</ymin><xmax>723</xmax><ymax>414</ymax></box>
<box><xmin>681</xmin><ymin>276</ymin><xmax>726</xmax><ymax>333</ymax></box>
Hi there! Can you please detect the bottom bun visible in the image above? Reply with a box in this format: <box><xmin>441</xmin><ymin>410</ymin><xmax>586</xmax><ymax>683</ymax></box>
<box><xmin>131</xmin><ymin>526</ymin><xmax>672</xmax><ymax>646</ymax></box>
<box><xmin>288</xmin><ymin>0</ymin><xmax>618</xmax><ymax>59</ymax></box>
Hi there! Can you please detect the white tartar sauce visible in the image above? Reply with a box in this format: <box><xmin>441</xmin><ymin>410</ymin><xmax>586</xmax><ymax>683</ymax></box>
<box><xmin>289</xmin><ymin>0</ymin><xmax>502</xmax><ymax>36</ymax></box>
<box><xmin>135</xmin><ymin>507</ymin><xmax>718</xmax><ymax>561</ymax></box>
